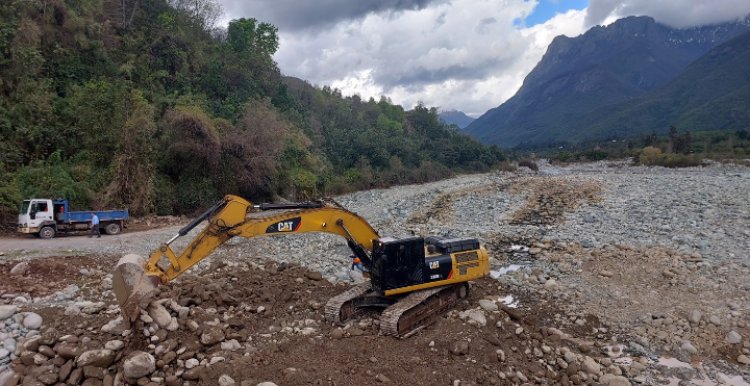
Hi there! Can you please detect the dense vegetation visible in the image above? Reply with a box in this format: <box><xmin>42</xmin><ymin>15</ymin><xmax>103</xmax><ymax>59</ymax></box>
<box><xmin>523</xmin><ymin>128</ymin><xmax>750</xmax><ymax>167</ymax></box>
<box><xmin>0</xmin><ymin>0</ymin><xmax>504</xmax><ymax>220</ymax></box>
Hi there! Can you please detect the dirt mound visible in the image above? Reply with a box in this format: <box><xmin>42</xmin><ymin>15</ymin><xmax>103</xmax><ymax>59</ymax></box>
<box><xmin>0</xmin><ymin>256</ymin><xmax>106</xmax><ymax>297</ymax></box>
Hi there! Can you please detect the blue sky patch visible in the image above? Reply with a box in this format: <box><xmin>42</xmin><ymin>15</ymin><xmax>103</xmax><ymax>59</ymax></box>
<box><xmin>524</xmin><ymin>0</ymin><xmax>588</xmax><ymax>26</ymax></box>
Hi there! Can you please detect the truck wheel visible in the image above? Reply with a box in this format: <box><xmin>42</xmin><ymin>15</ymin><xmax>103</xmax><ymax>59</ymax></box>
<box><xmin>39</xmin><ymin>226</ymin><xmax>55</xmax><ymax>240</ymax></box>
<box><xmin>105</xmin><ymin>223</ymin><xmax>122</xmax><ymax>235</ymax></box>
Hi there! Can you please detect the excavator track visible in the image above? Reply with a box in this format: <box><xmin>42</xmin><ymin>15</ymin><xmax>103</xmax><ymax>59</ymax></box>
<box><xmin>380</xmin><ymin>283</ymin><xmax>469</xmax><ymax>337</ymax></box>
<box><xmin>325</xmin><ymin>282</ymin><xmax>373</xmax><ymax>324</ymax></box>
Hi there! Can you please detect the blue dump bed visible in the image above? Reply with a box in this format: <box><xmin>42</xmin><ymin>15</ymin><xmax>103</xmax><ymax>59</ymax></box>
<box><xmin>58</xmin><ymin>210</ymin><xmax>129</xmax><ymax>224</ymax></box>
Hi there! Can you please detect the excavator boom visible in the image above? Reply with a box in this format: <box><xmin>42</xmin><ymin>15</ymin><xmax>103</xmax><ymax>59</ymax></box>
<box><xmin>114</xmin><ymin>195</ymin><xmax>380</xmax><ymax>319</ymax></box>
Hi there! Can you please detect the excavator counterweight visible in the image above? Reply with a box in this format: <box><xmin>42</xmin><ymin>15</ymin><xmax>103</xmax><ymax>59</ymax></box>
<box><xmin>112</xmin><ymin>195</ymin><xmax>489</xmax><ymax>336</ymax></box>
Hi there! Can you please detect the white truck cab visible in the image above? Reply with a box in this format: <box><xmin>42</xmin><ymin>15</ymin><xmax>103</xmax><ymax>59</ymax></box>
<box><xmin>18</xmin><ymin>198</ymin><xmax>56</xmax><ymax>238</ymax></box>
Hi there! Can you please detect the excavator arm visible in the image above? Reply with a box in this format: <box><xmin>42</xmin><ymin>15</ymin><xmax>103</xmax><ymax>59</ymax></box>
<box><xmin>113</xmin><ymin>195</ymin><xmax>381</xmax><ymax>319</ymax></box>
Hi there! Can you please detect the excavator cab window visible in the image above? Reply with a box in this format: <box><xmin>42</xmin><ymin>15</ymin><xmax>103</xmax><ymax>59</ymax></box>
<box><xmin>370</xmin><ymin>237</ymin><xmax>426</xmax><ymax>292</ymax></box>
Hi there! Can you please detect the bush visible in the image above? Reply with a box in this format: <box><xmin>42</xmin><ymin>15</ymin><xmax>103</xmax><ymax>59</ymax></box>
<box><xmin>518</xmin><ymin>159</ymin><xmax>539</xmax><ymax>172</ymax></box>
<box><xmin>496</xmin><ymin>161</ymin><xmax>517</xmax><ymax>172</ymax></box>
<box><xmin>638</xmin><ymin>146</ymin><xmax>663</xmax><ymax>165</ymax></box>
<box><xmin>638</xmin><ymin>146</ymin><xmax>703</xmax><ymax>168</ymax></box>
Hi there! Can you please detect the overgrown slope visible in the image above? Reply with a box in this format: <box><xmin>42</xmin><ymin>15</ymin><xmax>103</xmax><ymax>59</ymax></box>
<box><xmin>0</xmin><ymin>0</ymin><xmax>504</xmax><ymax>219</ymax></box>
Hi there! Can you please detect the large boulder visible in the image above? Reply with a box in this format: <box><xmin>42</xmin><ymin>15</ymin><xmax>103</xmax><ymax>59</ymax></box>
<box><xmin>23</xmin><ymin>313</ymin><xmax>43</xmax><ymax>330</ymax></box>
<box><xmin>0</xmin><ymin>305</ymin><xmax>18</xmax><ymax>320</ymax></box>
<box><xmin>122</xmin><ymin>351</ymin><xmax>156</xmax><ymax>379</ymax></box>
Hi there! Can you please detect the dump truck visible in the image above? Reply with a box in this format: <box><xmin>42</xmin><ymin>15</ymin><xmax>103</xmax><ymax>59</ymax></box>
<box><xmin>17</xmin><ymin>198</ymin><xmax>128</xmax><ymax>239</ymax></box>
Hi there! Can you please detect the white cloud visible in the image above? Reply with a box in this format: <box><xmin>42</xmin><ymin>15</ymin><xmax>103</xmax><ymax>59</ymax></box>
<box><xmin>274</xmin><ymin>0</ymin><xmax>587</xmax><ymax>117</ymax></box>
<box><xmin>585</xmin><ymin>0</ymin><xmax>750</xmax><ymax>28</ymax></box>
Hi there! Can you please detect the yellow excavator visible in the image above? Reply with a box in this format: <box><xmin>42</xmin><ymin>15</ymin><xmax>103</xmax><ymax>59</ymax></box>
<box><xmin>113</xmin><ymin>195</ymin><xmax>489</xmax><ymax>337</ymax></box>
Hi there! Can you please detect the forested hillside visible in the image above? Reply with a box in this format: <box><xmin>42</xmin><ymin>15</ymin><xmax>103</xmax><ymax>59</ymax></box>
<box><xmin>0</xmin><ymin>0</ymin><xmax>504</xmax><ymax>219</ymax></box>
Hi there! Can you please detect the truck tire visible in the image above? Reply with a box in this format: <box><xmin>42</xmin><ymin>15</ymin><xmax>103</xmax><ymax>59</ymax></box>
<box><xmin>39</xmin><ymin>226</ymin><xmax>55</xmax><ymax>240</ymax></box>
<box><xmin>105</xmin><ymin>223</ymin><xmax>121</xmax><ymax>235</ymax></box>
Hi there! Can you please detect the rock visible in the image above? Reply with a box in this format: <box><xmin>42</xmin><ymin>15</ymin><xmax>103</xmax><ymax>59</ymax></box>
<box><xmin>36</xmin><ymin>372</ymin><xmax>58</xmax><ymax>385</ymax></box>
<box><xmin>218</xmin><ymin>374</ymin><xmax>236</xmax><ymax>386</ymax></box>
<box><xmin>147</xmin><ymin>303</ymin><xmax>172</xmax><ymax>329</ymax></box>
<box><xmin>256</xmin><ymin>383</ymin><xmax>278</xmax><ymax>386</ymax></box>
<box><xmin>104</xmin><ymin>340</ymin><xmax>125</xmax><ymax>351</ymax></box>
<box><xmin>305</xmin><ymin>271</ymin><xmax>323</xmax><ymax>281</ymax></box>
<box><xmin>185</xmin><ymin>358</ymin><xmax>200</xmax><ymax>369</ymax></box>
<box><xmin>581</xmin><ymin>356</ymin><xmax>600</xmax><ymax>375</ymax></box>
<box><xmin>10</xmin><ymin>262</ymin><xmax>29</xmax><ymax>276</ymax></box>
<box><xmin>681</xmin><ymin>341</ymin><xmax>698</xmax><ymax>354</ymax></box>
<box><xmin>376</xmin><ymin>374</ymin><xmax>391</xmax><ymax>383</ymax></box>
<box><xmin>726</xmin><ymin>331</ymin><xmax>742</xmax><ymax>344</ymax></box>
<box><xmin>76</xmin><ymin>349</ymin><xmax>115</xmax><ymax>368</ymax></box>
<box><xmin>59</xmin><ymin>360</ymin><xmax>73</xmax><ymax>381</ymax></box>
<box><xmin>182</xmin><ymin>368</ymin><xmax>202</xmax><ymax>380</ymax></box>
<box><xmin>220</xmin><ymin>339</ymin><xmax>242</xmax><ymax>351</ymax></box>
<box><xmin>165</xmin><ymin>375</ymin><xmax>180</xmax><ymax>386</ymax></box>
<box><xmin>201</xmin><ymin>326</ymin><xmax>225</xmax><ymax>346</ymax></box>
<box><xmin>478</xmin><ymin>299</ymin><xmax>498</xmax><ymax>312</ymax></box>
<box><xmin>55</xmin><ymin>342</ymin><xmax>80</xmax><ymax>359</ymax></box>
<box><xmin>330</xmin><ymin>328</ymin><xmax>344</xmax><ymax>339</ymax></box>
<box><xmin>0</xmin><ymin>305</ymin><xmax>18</xmax><ymax>320</ymax></box>
<box><xmin>23</xmin><ymin>313</ymin><xmax>42</xmax><ymax>330</ymax></box>
<box><xmin>709</xmin><ymin>315</ymin><xmax>721</xmax><ymax>325</ymax></box>
<box><xmin>738</xmin><ymin>354</ymin><xmax>750</xmax><ymax>365</ymax></box>
<box><xmin>122</xmin><ymin>351</ymin><xmax>155</xmax><ymax>379</ymax></box>
<box><xmin>459</xmin><ymin>309</ymin><xmax>487</xmax><ymax>327</ymax></box>
<box><xmin>688</xmin><ymin>310</ymin><xmax>702</xmax><ymax>324</ymax></box>
<box><xmin>101</xmin><ymin>316</ymin><xmax>129</xmax><ymax>335</ymax></box>
<box><xmin>600</xmin><ymin>374</ymin><xmax>631</xmax><ymax>386</ymax></box>
<box><xmin>450</xmin><ymin>340</ymin><xmax>470</xmax><ymax>356</ymax></box>
<box><xmin>599</xmin><ymin>270</ymin><xmax>614</xmax><ymax>278</ymax></box>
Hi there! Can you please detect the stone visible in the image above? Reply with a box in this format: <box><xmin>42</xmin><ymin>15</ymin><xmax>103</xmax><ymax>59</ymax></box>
<box><xmin>600</xmin><ymin>374</ymin><xmax>631</xmax><ymax>386</ymax></box>
<box><xmin>738</xmin><ymin>354</ymin><xmax>750</xmax><ymax>365</ymax></box>
<box><xmin>330</xmin><ymin>328</ymin><xmax>344</xmax><ymax>339</ymax></box>
<box><xmin>104</xmin><ymin>340</ymin><xmax>125</xmax><ymax>351</ymax></box>
<box><xmin>36</xmin><ymin>372</ymin><xmax>58</xmax><ymax>385</ymax></box>
<box><xmin>304</xmin><ymin>271</ymin><xmax>323</xmax><ymax>281</ymax></box>
<box><xmin>221</xmin><ymin>339</ymin><xmax>242</xmax><ymax>351</ymax></box>
<box><xmin>55</xmin><ymin>342</ymin><xmax>80</xmax><ymax>359</ymax></box>
<box><xmin>68</xmin><ymin>368</ymin><xmax>83</xmax><ymax>385</ymax></box>
<box><xmin>218</xmin><ymin>374</ymin><xmax>236</xmax><ymax>386</ymax></box>
<box><xmin>83</xmin><ymin>365</ymin><xmax>106</xmax><ymax>379</ymax></box>
<box><xmin>185</xmin><ymin>358</ymin><xmax>200</xmax><ymax>369</ymax></box>
<box><xmin>478</xmin><ymin>299</ymin><xmax>498</xmax><ymax>312</ymax></box>
<box><xmin>376</xmin><ymin>374</ymin><xmax>391</xmax><ymax>383</ymax></box>
<box><xmin>256</xmin><ymin>383</ymin><xmax>278</xmax><ymax>386</ymax></box>
<box><xmin>59</xmin><ymin>360</ymin><xmax>74</xmax><ymax>381</ymax></box>
<box><xmin>201</xmin><ymin>326</ymin><xmax>225</xmax><ymax>346</ymax></box>
<box><xmin>10</xmin><ymin>262</ymin><xmax>29</xmax><ymax>276</ymax></box>
<box><xmin>22</xmin><ymin>313</ymin><xmax>43</xmax><ymax>330</ymax></box>
<box><xmin>681</xmin><ymin>341</ymin><xmax>698</xmax><ymax>354</ymax></box>
<box><xmin>101</xmin><ymin>316</ymin><xmax>129</xmax><ymax>335</ymax></box>
<box><xmin>76</xmin><ymin>349</ymin><xmax>116</xmax><ymax>368</ymax></box>
<box><xmin>165</xmin><ymin>375</ymin><xmax>180</xmax><ymax>386</ymax></box>
<box><xmin>581</xmin><ymin>356</ymin><xmax>600</xmax><ymax>375</ymax></box>
<box><xmin>122</xmin><ymin>351</ymin><xmax>155</xmax><ymax>379</ymax></box>
<box><xmin>726</xmin><ymin>331</ymin><xmax>742</xmax><ymax>344</ymax></box>
<box><xmin>709</xmin><ymin>315</ymin><xmax>721</xmax><ymax>325</ymax></box>
<box><xmin>182</xmin><ymin>368</ymin><xmax>202</xmax><ymax>380</ymax></box>
<box><xmin>147</xmin><ymin>303</ymin><xmax>172</xmax><ymax>329</ymax></box>
<box><xmin>688</xmin><ymin>310</ymin><xmax>702</xmax><ymax>324</ymax></box>
<box><xmin>450</xmin><ymin>340</ymin><xmax>470</xmax><ymax>356</ymax></box>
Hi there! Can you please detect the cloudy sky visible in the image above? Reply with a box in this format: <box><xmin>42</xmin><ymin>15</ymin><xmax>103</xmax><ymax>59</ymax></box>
<box><xmin>217</xmin><ymin>0</ymin><xmax>750</xmax><ymax>117</ymax></box>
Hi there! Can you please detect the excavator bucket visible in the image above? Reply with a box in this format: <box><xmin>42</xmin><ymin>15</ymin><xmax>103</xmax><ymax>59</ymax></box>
<box><xmin>112</xmin><ymin>254</ymin><xmax>160</xmax><ymax>321</ymax></box>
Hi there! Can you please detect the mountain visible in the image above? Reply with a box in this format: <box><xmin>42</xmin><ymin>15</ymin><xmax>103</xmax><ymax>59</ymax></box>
<box><xmin>465</xmin><ymin>16</ymin><xmax>750</xmax><ymax>147</ymax></box>
<box><xmin>439</xmin><ymin>110</ymin><xmax>475</xmax><ymax>129</ymax></box>
<box><xmin>578</xmin><ymin>30</ymin><xmax>750</xmax><ymax>138</ymax></box>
